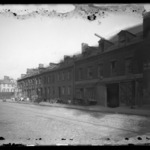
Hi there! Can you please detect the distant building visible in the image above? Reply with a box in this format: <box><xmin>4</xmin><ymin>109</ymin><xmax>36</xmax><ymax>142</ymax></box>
<box><xmin>0</xmin><ymin>76</ymin><xmax>16</xmax><ymax>92</ymax></box>
<box><xmin>0</xmin><ymin>76</ymin><xmax>17</xmax><ymax>99</ymax></box>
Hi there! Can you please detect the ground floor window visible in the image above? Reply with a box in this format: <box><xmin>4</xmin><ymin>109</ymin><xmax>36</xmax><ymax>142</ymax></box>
<box><xmin>67</xmin><ymin>86</ymin><xmax>71</xmax><ymax>95</ymax></box>
<box><xmin>62</xmin><ymin>86</ymin><xmax>65</xmax><ymax>95</ymax></box>
<box><xmin>86</xmin><ymin>88</ymin><xmax>95</xmax><ymax>100</ymax></box>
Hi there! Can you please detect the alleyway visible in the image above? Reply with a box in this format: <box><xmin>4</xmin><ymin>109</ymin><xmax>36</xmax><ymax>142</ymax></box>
<box><xmin>0</xmin><ymin>101</ymin><xmax>150</xmax><ymax>145</ymax></box>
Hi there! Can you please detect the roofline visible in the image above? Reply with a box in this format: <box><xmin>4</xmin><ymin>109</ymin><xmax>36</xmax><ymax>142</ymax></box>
<box><xmin>118</xmin><ymin>30</ymin><xmax>136</xmax><ymax>37</ymax></box>
<box><xmin>17</xmin><ymin>63</ymin><xmax>74</xmax><ymax>82</ymax></box>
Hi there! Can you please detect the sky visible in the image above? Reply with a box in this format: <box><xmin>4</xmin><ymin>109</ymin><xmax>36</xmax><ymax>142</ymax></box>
<box><xmin>0</xmin><ymin>4</ymin><xmax>149</xmax><ymax>80</ymax></box>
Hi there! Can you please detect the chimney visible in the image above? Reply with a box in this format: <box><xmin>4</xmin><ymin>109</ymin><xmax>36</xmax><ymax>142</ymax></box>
<box><xmin>26</xmin><ymin>68</ymin><xmax>33</xmax><ymax>74</ymax></box>
<box><xmin>38</xmin><ymin>64</ymin><xmax>44</xmax><ymax>68</ymax></box>
<box><xmin>143</xmin><ymin>11</ymin><xmax>150</xmax><ymax>39</ymax></box>
<box><xmin>21</xmin><ymin>74</ymin><xmax>26</xmax><ymax>78</ymax></box>
<box><xmin>64</xmin><ymin>55</ymin><xmax>71</xmax><ymax>62</ymax></box>
<box><xmin>49</xmin><ymin>63</ymin><xmax>58</xmax><ymax>67</ymax></box>
<box><xmin>4</xmin><ymin>76</ymin><xmax>9</xmax><ymax>81</ymax></box>
<box><xmin>98</xmin><ymin>39</ymin><xmax>105</xmax><ymax>52</ymax></box>
<box><xmin>81</xmin><ymin>43</ymin><xmax>89</xmax><ymax>53</ymax></box>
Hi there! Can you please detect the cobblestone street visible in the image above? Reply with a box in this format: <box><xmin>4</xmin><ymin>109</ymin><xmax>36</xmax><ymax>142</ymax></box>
<box><xmin>0</xmin><ymin>101</ymin><xmax>150</xmax><ymax>145</ymax></box>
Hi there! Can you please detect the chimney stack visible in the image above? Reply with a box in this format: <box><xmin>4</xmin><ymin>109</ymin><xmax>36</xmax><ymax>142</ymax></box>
<box><xmin>21</xmin><ymin>74</ymin><xmax>26</xmax><ymax>78</ymax></box>
<box><xmin>38</xmin><ymin>64</ymin><xmax>44</xmax><ymax>68</ymax></box>
<box><xmin>143</xmin><ymin>11</ymin><xmax>150</xmax><ymax>39</ymax></box>
<box><xmin>4</xmin><ymin>76</ymin><xmax>9</xmax><ymax>81</ymax></box>
<box><xmin>81</xmin><ymin>43</ymin><xmax>89</xmax><ymax>53</ymax></box>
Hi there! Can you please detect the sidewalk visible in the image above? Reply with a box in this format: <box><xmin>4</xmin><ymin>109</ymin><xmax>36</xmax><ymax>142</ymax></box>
<box><xmin>39</xmin><ymin>102</ymin><xmax>150</xmax><ymax>117</ymax></box>
<box><xmin>4</xmin><ymin>100</ymin><xmax>150</xmax><ymax>117</ymax></box>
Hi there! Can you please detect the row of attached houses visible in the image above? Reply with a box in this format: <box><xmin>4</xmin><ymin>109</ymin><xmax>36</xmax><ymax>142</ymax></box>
<box><xmin>17</xmin><ymin>12</ymin><xmax>150</xmax><ymax>108</ymax></box>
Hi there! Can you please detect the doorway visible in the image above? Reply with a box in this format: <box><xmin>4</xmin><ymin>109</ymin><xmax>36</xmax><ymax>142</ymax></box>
<box><xmin>107</xmin><ymin>83</ymin><xmax>119</xmax><ymax>107</ymax></box>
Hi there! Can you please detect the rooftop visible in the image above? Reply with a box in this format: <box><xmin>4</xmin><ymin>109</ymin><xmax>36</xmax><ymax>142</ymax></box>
<box><xmin>18</xmin><ymin>27</ymin><xmax>143</xmax><ymax>81</ymax></box>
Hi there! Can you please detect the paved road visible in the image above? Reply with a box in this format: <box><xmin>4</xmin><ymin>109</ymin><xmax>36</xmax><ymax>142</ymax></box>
<box><xmin>0</xmin><ymin>101</ymin><xmax>150</xmax><ymax>145</ymax></box>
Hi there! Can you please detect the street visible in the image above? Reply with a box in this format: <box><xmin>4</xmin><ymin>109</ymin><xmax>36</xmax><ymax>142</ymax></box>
<box><xmin>0</xmin><ymin>101</ymin><xmax>150</xmax><ymax>145</ymax></box>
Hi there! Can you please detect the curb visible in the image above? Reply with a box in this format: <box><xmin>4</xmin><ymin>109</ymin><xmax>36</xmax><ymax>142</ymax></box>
<box><xmin>39</xmin><ymin>103</ymin><xmax>150</xmax><ymax>117</ymax></box>
<box><xmin>4</xmin><ymin>101</ymin><xmax>150</xmax><ymax>117</ymax></box>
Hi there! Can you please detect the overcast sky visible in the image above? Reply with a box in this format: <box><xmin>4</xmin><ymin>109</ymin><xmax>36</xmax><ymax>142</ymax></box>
<box><xmin>0</xmin><ymin>4</ymin><xmax>149</xmax><ymax>80</ymax></box>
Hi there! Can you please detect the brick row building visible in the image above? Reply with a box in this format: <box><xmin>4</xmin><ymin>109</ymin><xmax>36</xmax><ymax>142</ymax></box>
<box><xmin>17</xmin><ymin>12</ymin><xmax>150</xmax><ymax>107</ymax></box>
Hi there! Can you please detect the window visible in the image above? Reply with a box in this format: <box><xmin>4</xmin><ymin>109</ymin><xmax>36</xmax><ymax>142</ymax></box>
<box><xmin>47</xmin><ymin>88</ymin><xmax>49</xmax><ymax>95</ymax></box>
<box><xmin>50</xmin><ymin>74</ymin><xmax>52</xmax><ymax>83</ymax></box>
<box><xmin>62</xmin><ymin>86</ymin><xmax>65</xmax><ymax>95</ymax></box>
<box><xmin>57</xmin><ymin>73</ymin><xmax>59</xmax><ymax>81</ymax></box>
<box><xmin>87</xmin><ymin>66</ymin><xmax>93</xmax><ymax>79</ymax></box>
<box><xmin>44</xmin><ymin>76</ymin><xmax>47</xmax><ymax>84</ymax></box>
<box><xmin>62</xmin><ymin>72</ymin><xmax>65</xmax><ymax>80</ymax></box>
<box><xmin>125</xmin><ymin>57</ymin><xmax>133</xmax><ymax>74</ymax></box>
<box><xmin>87</xmin><ymin>88</ymin><xmax>95</xmax><ymax>100</ymax></box>
<box><xmin>111</xmin><ymin>60</ymin><xmax>117</xmax><ymax>75</ymax></box>
<box><xmin>47</xmin><ymin>76</ymin><xmax>49</xmax><ymax>83</ymax></box>
<box><xmin>67</xmin><ymin>86</ymin><xmax>71</xmax><ymax>95</ymax></box>
<box><xmin>78</xmin><ymin>68</ymin><xmax>83</xmax><ymax>80</ymax></box>
<box><xmin>53</xmin><ymin>87</ymin><xmax>55</xmax><ymax>95</ymax></box>
<box><xmin>67</xmin><ymin>71</ymin><xmax>71</xmax><ymax>80</ymax></box>
<box><xmin>119</xmin><ymin>34</ymin><xmax>126</xmax><ymax>43</ymax></box>
<box><xmin>49</xmin><ymin>87</ymin><xmax>51</xmax><ymax>95</ymax></box>
<box><xmin>98</xmin><ymin>64</ymin><xmax>103</xmax><ymax>78</ymax></box>
<box><xmin>52</xmin><ymin>74</ymin><xmax>55</xmax><ymax>83</ymax></box>
<box><xmin>59</xmin><ymin>73</ymin><xmax>61</xmax><ymax>81</ymax></box>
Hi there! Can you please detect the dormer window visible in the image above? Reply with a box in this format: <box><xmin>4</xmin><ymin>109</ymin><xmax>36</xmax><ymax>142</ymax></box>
<box><xmin>118</xmin><ymin>30</ymin><xmax>136</xmax><ymax>46</ymax></box>
<box><xmin>119</xmin><ymin>34</ymin><xmax>126</xmax><ymax>43</ymax></box>
<box><xmin>98</xmin><ymin>39</ymin><xmax>113</xmax><ymax>52</ymax></box>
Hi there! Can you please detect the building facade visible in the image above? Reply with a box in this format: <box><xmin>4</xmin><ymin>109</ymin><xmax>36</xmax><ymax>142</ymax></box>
<box><xmin>74</xmin><ymin>32</ymin><xmax>143</xmax><ymax>107</ymax></box>
<box><xmin>0</xmin><ymin>76</ymin><xmax>17</xmax><ymax>99</ymax></box>
<box><xmin>17</xmin><ymin>58</ymin><xmax>74</xmax><ymax>103</ymax></box>
<box><xmin>17</xmin><ymin>12</ymin><xmax>150</xmax><ymax>107</ymax></box>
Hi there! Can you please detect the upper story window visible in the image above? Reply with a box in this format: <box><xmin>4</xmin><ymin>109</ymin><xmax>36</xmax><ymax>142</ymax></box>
<box><xmin>38</xmin><ymin>78</ymin><xmax>41</xmax><ymax>84</ymax></box>
<box><xmin>49</xmin><ymin>87</ymin><xmax>51</xmax><ymax>95</ymax></box>
<box><xmin>98</xmin><ymin>63</ymin><xmax>103</xmax><ymax>78</ymax></box>
<box><xmin>36</xmin><ymin>79</ymin><xmax>38</xmax><ymax>85</ymax></box>
<box><xmin>47</xmin><ymin>76</ymin><xmax>49</xmax><ymax>83</ymax></box>
<box><xmin>78</xmin><ymin>68</ymin><xmax>83</xmax><ymax>80</ymax></box>
<box><xmin>44</xmin><ymin>76</ymin><xmax>47</xmax><ymax>84</ymax></box>
<box><xmin>110</xmin><ymin>60</ymin><xmax>117</xmax><ymax>75</ymax></box>
<box><xmin>67</xmin><ymin>71</ymin><xmax>71</xmax><ymax>80</ymax></box>
<box><xmin>87</xmin><ymin>66</ymin><xmax>93</xmax><ymax>79</ymax></box>
<box><xmin>52</xmin><ymin>74</ymin><xmax>55</xmax><ymax>83</ymax></box>
<box><xmin>118</xmin><ymin>30</ymin><xmax>136</xmax><ymax>46</ymax></box>
<box><xmin>57</xmin><ymin>73</ymin><xmax>59</xmax><ymax>81</ymax></box>
<box><xmin>50</xmin><ymin>75</ymin><xmax>52</xmax><ymax>83</ymax></box>
<box><xmin>62</xmin><ymin>72</ymin><xmax>65</xmax><ymax>81</ymax></box>
<box><xmin>125</xmin><ymin>57</ymin><xmax>133</xmax><ymax>74</ymax></box>
<box><xmin>59</xmin><ymin>73</ymin><xmax>61</xmax><ymax>81</ymax></box>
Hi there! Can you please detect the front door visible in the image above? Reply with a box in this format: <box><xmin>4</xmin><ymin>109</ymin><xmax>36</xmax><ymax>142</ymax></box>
<box><xmin>107</xmin><ymin>83</ymin><xmax>119</xmax><ymax>107</ymax></box>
